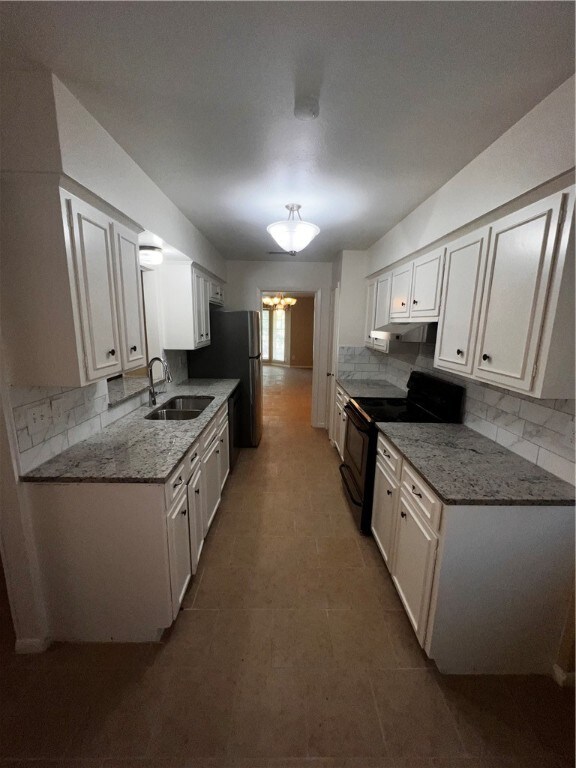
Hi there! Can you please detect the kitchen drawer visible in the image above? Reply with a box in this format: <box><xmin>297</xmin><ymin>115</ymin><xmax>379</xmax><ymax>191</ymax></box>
<box><xmin>401</xmin><ymin>462</ymin><xmax>442</xmax><ymax>531</ymax></box>
<box><xmin>202</xmin><ymin>404</ymin><xmax>228</xmax><ymax>450</ymax></box>
<box><xmin>217</xmin><ymin>403</ymin><xmax>228</xmax><ymax>429</ymax></box>
<box><xmin>165</xmin><ymin>458</ymin><xmax>191</xmax><ymax>509</ymax></box>
<box><xmin>377</xmin><ymin>433</ymin><xmax>401</xmax><ymax>479</ymax></box>
<box><xmin>186</xmin><ymin>441</ymin><xmax>201</xmax><ymax>477</ymax></box>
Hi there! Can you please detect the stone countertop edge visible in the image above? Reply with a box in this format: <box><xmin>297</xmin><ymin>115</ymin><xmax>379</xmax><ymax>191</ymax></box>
<box><xmin>376</xmin><ymin>422</ymin><xmax>575</xmax><ymax>507</ymax></box>
<box><xmin>20</xmin><ymin>379</ymin><xmax>240</xmax><ymax>485</ymax></box>
<box><xmin>336</xmin><ymin>377</ymin><xmax>406</xmax><ymax>399</ymax></box>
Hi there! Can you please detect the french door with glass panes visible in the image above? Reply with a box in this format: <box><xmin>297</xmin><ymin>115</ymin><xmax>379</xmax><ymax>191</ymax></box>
<box><xmin>261</xmin><ymin>308</ymin><xmax>288</xmax><ymax>364</ymax></box>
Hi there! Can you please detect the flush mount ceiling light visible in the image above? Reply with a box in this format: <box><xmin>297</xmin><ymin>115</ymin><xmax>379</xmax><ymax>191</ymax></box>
<box><xmin>262</xmin><ymin>293</ymin><xmax>298</xmax><ymax>311</ymax></box>
<box><xmin>139</xmin><ymin>245</ymin><xmax>163</xmax><ymax>267</ymax></box>
<box><xmin>266</xmin><ymin>204</ymin><xmax>320</xmax><ymax>254</ymax></box>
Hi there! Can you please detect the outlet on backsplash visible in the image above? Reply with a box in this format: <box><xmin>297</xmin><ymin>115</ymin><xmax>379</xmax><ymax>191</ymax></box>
<box><xmin>26</xmin><ymin>403</ymin><xmax>52</xmax><ymax>435</ymax></box>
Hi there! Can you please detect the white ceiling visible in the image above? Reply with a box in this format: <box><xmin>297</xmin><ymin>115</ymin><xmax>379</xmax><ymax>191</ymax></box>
<box><xmin>1</xmin><ymin>2</ymin><xmax>574</xmax><ymax>262</ymax></box>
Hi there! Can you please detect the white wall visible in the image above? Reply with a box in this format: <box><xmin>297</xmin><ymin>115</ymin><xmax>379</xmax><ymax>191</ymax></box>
<box><xmin>367</xmin><ymin>76</ymin><xmax>576</xmax><ymax>275</ymax></box>
<box><xmin>225</xmin><ymin>260</ymin><xmax>333</xmax><ymax>427</ymax></box>
<box><xmin>0</xmin><ymin>71</ymin><xmax>226</xmax><ymax>279</ymax></box>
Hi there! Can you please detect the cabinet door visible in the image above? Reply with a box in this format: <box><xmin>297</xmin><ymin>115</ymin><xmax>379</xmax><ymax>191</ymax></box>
<box><xmin>410</xmin><ymin>249</ymin><xmax>444</xmax><ymax>319</ymax></box>
<box><xmin>68</xmin><ymin>197</ymin><xmax>122</xmax><ymax>380</ymax></box>
<box><xmin>159</xmin><ymin>263</ymin><xmax>196</xmax><ymax>349</ymax></box>
<box><xmin>434</xmin><ymin>229</ymin><xmax>489</xmax><ymax>375</ymax></box>
<box><xmin>392</xmin><ymin>496</ymin><xmax>438</xmax><ymax>645</ymax></box>
<box><xmin>167</xmin><ymin>492</ymin><xmax>192</xmax><ymax>619</ymax></box>
<box><xmin>339</xmin><ymin>404</ymin><xmax>348</xmax><ymax>462</ymax></box>
<box><xmin>112</xmin><ymin>222</ymin><xmax>146</xmax><ymax>370</ymax></box>
<box><xmin>474</xmin><ymin>194</ymin><xmax>564</xmax><ymax>391</ymax></box>
<box><xmin>193</xmin><ymin>270</ymin><xmax>205</xmax><ymax>347</ymax></box>
<box><xmin>218</xmin><ymin>420</ymin><xmax>230</xmax><ymax>490</ymax></box>
<box><xmin>188</xmin><ymin>468</ymin><xmax>204</xmax><ymax>575</ymax></box>
<box><xmin>373</xmin><ymin>274</ymin><xmax>391</xmax><ymax>352</ymax></box>
<box><xmin>390</xmin><ymin>263</ymin><xmax>413</xmax><ymax>318</ymax></box>
<box><xmin>371</xmin><ymin>458</ymin><xmax>399</xmax><ymax>571</ymax></box>
<box><xmin>203</xmin><ymin>277</ymin><xmax>211</xmax><ymax>343</ymax></box>
<box><xmin>364</xmin><ymin>281</ymin><xmax>376</xmax><ymax>347</ymax></box>
<box><xmin>203</xmin><ymin>438</ymin><xmax>221</xmax><ymax>532</ymax></box>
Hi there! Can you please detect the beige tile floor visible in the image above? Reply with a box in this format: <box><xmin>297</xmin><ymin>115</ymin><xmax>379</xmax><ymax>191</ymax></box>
<box><xmin>0</xmin><ymin>366</ymin><xmax>574</xmax><ymax>768</ymax></box>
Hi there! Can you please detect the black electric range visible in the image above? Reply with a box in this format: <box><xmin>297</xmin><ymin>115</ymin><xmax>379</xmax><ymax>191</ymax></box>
<box><xmin>339</xmin><ymin>372</ymin><xmax>464</xmax><ymax>534</ymax></box>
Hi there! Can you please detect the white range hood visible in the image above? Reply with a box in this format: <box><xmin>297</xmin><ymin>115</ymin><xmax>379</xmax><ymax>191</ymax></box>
<box><xmin>372</xmin><ymin>323</ymin><xmax>437</xmax><ymax>343</ymax></box>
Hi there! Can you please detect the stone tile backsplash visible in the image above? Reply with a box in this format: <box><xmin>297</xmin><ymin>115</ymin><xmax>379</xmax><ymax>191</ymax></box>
<box><xmin>338</xmin><ymin>344</ymin><xmax>575</xmax><ymax>485</ymax></box>
<box><xmin>9</xmin><ymin>349</ymin><xmax>190</xmax><ymax>475</ymax></box>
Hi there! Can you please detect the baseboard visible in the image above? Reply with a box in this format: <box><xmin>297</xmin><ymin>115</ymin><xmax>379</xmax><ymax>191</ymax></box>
<box><xmin>15</xmin><ymin>636</ymin><xmax>51</xmax><ymax>654</ymax></box>
<box><xmin>552</xmin><ymin>663</ymin><xmax>575</xmax><ymax>687</ymax></box>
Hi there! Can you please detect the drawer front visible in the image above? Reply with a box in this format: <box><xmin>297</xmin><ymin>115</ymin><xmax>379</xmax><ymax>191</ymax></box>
<box><xmin>377</xmin><ymin>433</ymin><xmax>401</xmax><ymax>479</ymax></box>
<box><xmin>401</xmin><ymin>463</ymin><xmax>442</xmax><ymax>531</ymax></box>
<box><xmin>217</xmin><ymin>403</ymin><xmax>228</xmax><ymax>429</ymax></box>
<box><xmin>165</xmin><ymin>458</ymin><xmax>191</xmax><ymax>509</ymax></box>
<box><xmin>201</xmin><ymin>419</ymin><xmax>219</xmax><ymax>451</ymax></box>
<box><xmin>186</xmin><ymin>441</ymin><xmax>201</xmax><ymax>477</ymax></box>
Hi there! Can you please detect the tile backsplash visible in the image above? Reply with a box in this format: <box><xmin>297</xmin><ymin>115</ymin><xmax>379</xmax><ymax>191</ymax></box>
<box><xmin>338</xmin><ymin>344</ymin><xmax>575</xmax><ymax>485</ymax></box>
<box><xmin>9</xmin><ymin>349</ymin><xmax>189</xmax><ymax>475</ymax></box>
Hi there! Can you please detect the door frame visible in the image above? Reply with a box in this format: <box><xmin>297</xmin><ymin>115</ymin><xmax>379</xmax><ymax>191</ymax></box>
<box><xmin>258</xmin><ymin>288</ymin><xmax>322</xmax><ymax>427</ymax></box>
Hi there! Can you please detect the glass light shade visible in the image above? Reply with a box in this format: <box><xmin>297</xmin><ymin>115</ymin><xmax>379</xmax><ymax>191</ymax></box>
<box><xmin>266</xmin><ymin>220</ymin><xmax>320</xmax><ymax>253</ymax></box>
<box><xmin>139</xmin><ymin>246</ymin><xmax>163</xmax><ymax>267</ymax></box>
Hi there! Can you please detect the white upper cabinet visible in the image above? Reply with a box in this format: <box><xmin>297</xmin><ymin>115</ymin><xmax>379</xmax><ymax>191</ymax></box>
<box><xmin>159</xmin><ymin>263</ymin><xmax>211</xmax><ymax>350</ymax></box>
<box><xmin>390</xmin><ymin>262</ymin><xmax>413</xmax><ymax>318</ymax></box>
<box><xmin>474</xmin><ymin>192</ymin><xmax>565</xmax><ymax>392</ymax></box>
<box><xmin>68</xmin><ymin>196</ymin><xmax>123</xmax><ymax>380</ymax></box>
<box><xmin>434</xmin><ymin>228</ymin><xmax>490</xmax><ymax>375</ymax></box>
<box><xmin>112</xmin><ymin>221</ymin><xmax>147</xmax><ymax>371</ymax></box>
<box><xmin>364</xmin><ymin>280</ymin><xmax>377</xmax><ymax>348</ymax></box>
<box><xmin>209</xmin><ymin>280</ymin><xmax>224</xmax><ymax>306</ymax></box>
<box><xmin>373</xmin><ymin>273</ymin><xmax>392</xmax><ymax>352</ymax></box>
<box><xmin>410</xmin><ymin>249</ymin><xmax>444</xmax><ymax>319</ymax></box>
<box><xmin>434</xmin><ymin>187</ymin><xmax>574</xmax><ymax>398</ymax></box>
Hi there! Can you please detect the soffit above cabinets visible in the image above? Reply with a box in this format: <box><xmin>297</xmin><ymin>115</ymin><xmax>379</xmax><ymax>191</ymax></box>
<box><xmin>0</xmin><ymin>2</ymin><xmax>573</xmax><ymax>262</ymax></box>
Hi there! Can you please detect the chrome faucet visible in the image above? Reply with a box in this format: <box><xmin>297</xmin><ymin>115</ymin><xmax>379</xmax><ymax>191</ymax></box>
<box><xmin>148</xmin><ymin>357</ymin><xmax>173</xmax><ymax>406</ymax></box>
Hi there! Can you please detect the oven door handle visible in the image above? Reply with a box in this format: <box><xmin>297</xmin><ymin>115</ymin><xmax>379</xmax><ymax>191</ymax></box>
<box><xmin>344</xmin><ymin>402</ymin><xmax>371</xmax><ymax>434</ymax></box>
<box><xmin>339</xmin><ymin>463</ymin><xmax>363</xmax><ymax>508</ymax></box>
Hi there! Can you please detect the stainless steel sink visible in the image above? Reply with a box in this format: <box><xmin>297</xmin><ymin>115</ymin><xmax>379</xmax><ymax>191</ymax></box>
<box><xmin>146</xmin><ymin>409</ymin><xmax>202</xmax><ymax>421</ymax></box>
<box><xmin>161</xmin><ymin>396</ymin><xmax>214</xmax><ymax>411</ymax></box>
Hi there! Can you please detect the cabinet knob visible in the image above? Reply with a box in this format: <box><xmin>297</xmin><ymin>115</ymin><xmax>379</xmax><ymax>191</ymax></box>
<box><xmin>200</xmin><ymin>334</ymin><xmax>204</xmax><ymax>338</ymax></box>
<box><xmin>412</xmin><ymin>299</ymin><xmax>418</xmax><ymax>305</ymax></box>
<box><xmin>107</xmin><ymin>349</ymin><xmax>116</xmax><ymax>357</ymax></box>
<box><xmin>456</xmin><ymin>348</ymin><xmax>463</xmax><ymax>356</ymax></box>
<box><xmin>401</xmin><ymin>301</ymin><xmax>406</xmax><ymax>307</ymax></box>
<box><xmin>220</xmin><ymin>438</ymin><xmax>224</xmax><ymax>443</ymax></box>
<box><xmin>216</xmin><ymin>449</ymin><xmax>220</xmax><ymax>454</ymax></box>
<box><xmin>181</xmin><ymin>507</ymin><xmax>187</xmax><ymax>516</ymax></box>
<box><xmin>130</xmin><ymin>345</ymin><xmax>137</xmax><ymax>352</ymax></box>
<box><xmin>386</xmin><ymin>489</ymin><xmax>392</xmax><ymax>496</ymax></box>
<box><xmin>482</xmin><ymin>353</ymin><xmax>491</xmax><ymax>362</ymax></box>
<box><xmin>195</xmin><ymin>488</ymin><xmax>200</xmax><ymax>495</ymax></box>
<box><xmin>400</xmin><ymin>510</ymin><xmax>407</xmax><ymax>519</ymax></box>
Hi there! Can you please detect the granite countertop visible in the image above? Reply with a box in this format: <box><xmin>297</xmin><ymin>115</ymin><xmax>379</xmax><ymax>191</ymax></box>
<box><xmin>336</xmin><ymin>377</ymin><xmax>406</xmax><ymax>399</ymax></box>
<box><xmin>21</xmin><ymin>379</ymin><xmax>240</xmax><ymax>484</ymax></box>
<box><xmin>377</xmin><ymin>423</ymin><xmax>575</xmax><ymax>506</ymax></box>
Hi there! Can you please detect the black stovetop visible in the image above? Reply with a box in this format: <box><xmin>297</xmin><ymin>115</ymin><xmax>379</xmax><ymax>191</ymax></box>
<box><xmin>349</xmin><ymin>372</ymin><xmax>465</xmax><ymax>425</ymax></box>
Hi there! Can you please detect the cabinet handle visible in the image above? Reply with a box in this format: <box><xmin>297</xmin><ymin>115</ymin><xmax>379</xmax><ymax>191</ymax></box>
<box><xmin>382</xmin><ymin>450</ymin><xmax>391</xmax><ymax>458</ymax></box>
<box><xmin>411</xmin><ymin>484</ymin><xmax>422</xmax><ymax>498</ymax></box>
<box><xmin>412</xmin><ymin>299</ymin><xmax>418</xmax><ymax>305</ymax></box>
<box><xmin>400</xmin><ymin>510</ymin><xmax>407</xmax><ymax>519</ymax></box>
<box><xmin>195</xmin><ymin>488</ymin><xmax>200</xmax><ymax>495</ymax></box>
<box><xmin>130</xmin><ymin>345</ymin><xmax>137</xmax><ymax>352</ymax></box>
<box><xmin>107</xmin><ymin>349</ymin><xmax>116</xmax><ymax>357</ymax></box>
<box><xmin>173</xmin><ymin>476</ymin><xmax>183</xmax><ymax>488</ymax></box>
<box><xmin>386</xmin><ymin>489</ymin><xmax>392</xmax><ymax>496</ymax></box>
<box><xmin>456</xmin><ymin>348</ymin><xmax>463</xmax><ymax>356</ymax></box>
<box><xmin>482</xmin><ymin>353</ymin><xmax>491</xmax><ymax>362</ymax></box>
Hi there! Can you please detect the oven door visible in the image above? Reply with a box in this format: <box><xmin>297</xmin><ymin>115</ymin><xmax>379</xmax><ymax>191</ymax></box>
<box><xmin>339</xmin><ymin>402</ymin><xmax>372</xmax><ymax>529</ymax></box>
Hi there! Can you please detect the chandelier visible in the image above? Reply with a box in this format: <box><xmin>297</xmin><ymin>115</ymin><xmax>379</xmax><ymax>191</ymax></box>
<box><xmin>262</xmin><ymin>293</ymin><xmax>298</xmax><ymax>311</ymax></box>
<box><xmin>266</xmin><ymin>204</ymin><xmax>320</xmax><ymax>254</ymax></box>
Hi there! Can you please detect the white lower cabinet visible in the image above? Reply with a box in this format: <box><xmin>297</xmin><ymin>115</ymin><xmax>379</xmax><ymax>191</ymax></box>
<box><xmin>370</xmin><ymin>429</ymin><xmax>574</xmax><ymax>674</ymax></box>
<box><xmin>333</xmin><ymin>387</ymin><xmax>348</xmax><ymax>460</ymax></box>
<box><xmin>391</xmin><ymin>495</ymin><xmax>438</xmax><ymax>645</ymax></box>
<box><xmin>188</xmin><ymin>467</ymin><xmax>204</xmax><ymax>575</ymax></box>
<box><xmin>371</xmin><ymin>458</ymin><xmax>399</xmax><ymax>569</ymax></box>
<box><xmin>25</xmin><ymin>399</ymin><xmax>234</xmax><ymax>643</ymax></box>
<box><xmin>167</xmin><ymin>489</ymin><xmax>192</xmax><ymax>619</ymax></box>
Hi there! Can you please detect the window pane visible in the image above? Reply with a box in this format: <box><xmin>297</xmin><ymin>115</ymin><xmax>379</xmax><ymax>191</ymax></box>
<box><xmin>261</xmin><ymin>310</ymin><xmax>269</xmax><ymax>361</ymax></box>
<box><xmin>273</xmin><ymin>309</ymin><xmax>286</xmax><ymax>362</ymax></box>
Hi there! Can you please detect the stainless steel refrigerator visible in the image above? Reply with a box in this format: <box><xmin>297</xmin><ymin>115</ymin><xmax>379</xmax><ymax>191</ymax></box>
<box><xmin>188</xmin><ymin>310</ymin><xmax>262</xmax><ymax>447</ymax></box>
